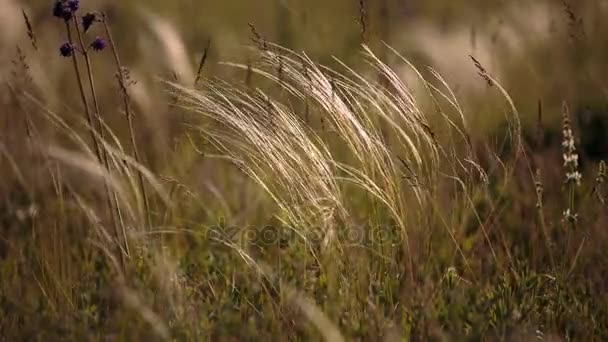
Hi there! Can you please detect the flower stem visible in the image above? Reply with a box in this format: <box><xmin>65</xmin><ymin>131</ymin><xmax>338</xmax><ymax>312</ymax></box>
<box><xmin>70</xmin><ymin>17</ymin><xmax>130</xmax><ymax>264</ymax></box>
<box><xmin>65</xmin><ymin>22</ymin><xmax>101</xmax><ymax>162</ymax></box>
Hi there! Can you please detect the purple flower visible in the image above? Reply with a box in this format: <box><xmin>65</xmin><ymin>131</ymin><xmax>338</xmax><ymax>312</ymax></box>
<box><xmin>52</xmin><ymin>0</ymin><xmax>75</xmax><ymax>21</ymax></box>
<box><xmin>82</xmin><ymin>13</ymin><xmax>97</xmax><ymax>32</ymax></box>
<box><xmin>90</xmin><ymin>37</ymin><xmax>106</xmax><ymax>52</ymax></box>
<box><xmin>62</xmin><ymin>9</ymin><xmax>73</xmax><ymax>21</ymax></box>
<box><xmin>67</xmin><ymin>0</ymin><xmax>79</xmax><ymax>12</ymax></box>
<box><xmin>59</xmin><ymin>42</ymin><xmax>75</xmax><ymax>57</ymax></box>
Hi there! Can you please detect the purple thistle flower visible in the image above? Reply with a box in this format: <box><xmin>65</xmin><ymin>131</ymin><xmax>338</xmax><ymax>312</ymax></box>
<box><xmin>53</xmin><ymin>0</ymin><xmax>80</xmax><ymax>21</ymax></box>
<box><xmin>59</xmin><ymin>42</ymin><xmax>75</xmax><ymax>57</ymax></box>
<box><xmin>61</xmin><ymin>9</ymin><xmax>73</xmax><ymax>21</ymax></box>
<box><xmin>52</xmin><ymin>1</ymin><xmax>74</xmax><ymax>22</ymax></box>
<box><xmin>90</xmin><ymin>37</ymin><xmax>106</xmax><ymax>52</ymax></box>
<box><xmin>82</xmin><ymin>13</ymin><xmax>97</xmax><ymax>32</ymax></box>
<box><xmin>67</xmin><ymin>0</ymin><xmax>79</xmax><ymax>12</ymax></box>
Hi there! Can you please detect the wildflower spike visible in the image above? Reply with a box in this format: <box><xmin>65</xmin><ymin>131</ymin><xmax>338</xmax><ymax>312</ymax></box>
<box><xmin>562</xmin><ymin>102</ymin><xmax>581</xmax><ymax>186</ymax></box>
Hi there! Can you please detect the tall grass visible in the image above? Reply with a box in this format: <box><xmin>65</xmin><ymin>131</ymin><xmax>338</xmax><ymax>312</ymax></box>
<box><xmin>1</xmin><ymin>2</ymin><xmax>608</xmax><ymax>341</ymax></box>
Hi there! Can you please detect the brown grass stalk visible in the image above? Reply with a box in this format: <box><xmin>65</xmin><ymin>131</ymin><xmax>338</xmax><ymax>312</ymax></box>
<box><xmin>68</xmin><ymin>17</ymin><xmax>130</xmax><ymax>263</ymax></box>
<box><xmin>102</xmin><ymin>12</ymin><xmax>151</xmax><ymax>229</ymax></box>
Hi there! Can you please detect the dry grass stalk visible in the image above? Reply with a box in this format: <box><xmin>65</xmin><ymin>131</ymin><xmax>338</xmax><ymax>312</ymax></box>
<box><xmin>102</xmin><ymin>12</ymin><xmax>151</xmax><ymax>229</ymax></box>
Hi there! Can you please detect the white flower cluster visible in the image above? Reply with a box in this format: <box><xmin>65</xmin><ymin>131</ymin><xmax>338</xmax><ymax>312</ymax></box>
<box><xmin>562</xmin><ymin>112</ymin><xmax>581</xmax><ymax>186</ymax></box>
<box><xmin>565</xmin><ymin>170</ymin><xmax>582</xmax><ymax>184</ymax></box>
<box><xmin>563</xmin><ymin>208</ymin><xmax>579</xmax><ymax>223</ymax></box>
<box><xmin>562</xmin><ymin>152</ymin><xmax>578</xmax><ymax>167</ymax></box>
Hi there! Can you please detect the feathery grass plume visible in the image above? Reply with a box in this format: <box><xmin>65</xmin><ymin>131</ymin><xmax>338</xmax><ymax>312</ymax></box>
<box><xmin>170</xmin><ymin>43</ymin><xmax>522</xmax><ymax>284</ymax></box>
<box><xmin>299</xmin><ymin>55</ymin><xmax>312</xmax><ymax>124</ymax></box>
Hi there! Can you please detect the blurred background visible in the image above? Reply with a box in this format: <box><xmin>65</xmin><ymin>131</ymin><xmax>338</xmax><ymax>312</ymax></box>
<box><xmin>5</xmin><ymin>0</ymin><xmax>608</xmax><ymax>133</ymax></box>
<box><xmin>3</xmin><ymin>0</ymin><xmax>608</xmax><ymax>170</ymax></box>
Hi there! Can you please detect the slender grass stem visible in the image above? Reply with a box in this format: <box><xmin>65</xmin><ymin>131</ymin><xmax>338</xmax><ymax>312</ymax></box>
<box><xmin>102</xmin><ymin>13</ymin><xmax>151</xmax><ymax>229</ymax></box>
<box><xmin>534</xmin><ymin>169</ymin><xmax>556</xmax><ymax>273</ymax></box>
<box><xmin>64</xmin><ymin>22</ymin><xmax>102</xmax><ymax>163</ymax></box>
<box><xmin>70</xmin><ymin>17</ymin><xmax>130</xmax><ymax>263</ymax></box>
